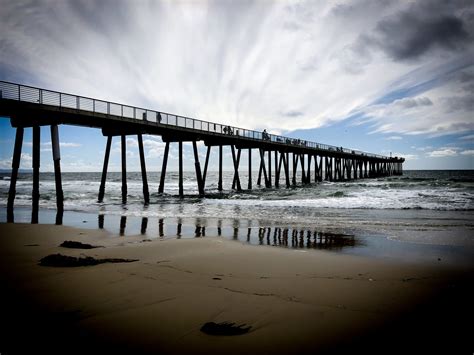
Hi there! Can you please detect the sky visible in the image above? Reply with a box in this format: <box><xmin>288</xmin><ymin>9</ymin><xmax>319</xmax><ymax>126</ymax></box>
<box><xmin>0</xmin><ymin>0</ymin><xmax>473</xmax><ymax>171</ymax></box>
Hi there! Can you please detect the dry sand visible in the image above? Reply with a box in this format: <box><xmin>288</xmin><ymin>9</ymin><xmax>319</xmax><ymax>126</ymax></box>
<box><xmin>0</xmin><ymin>223</ymin><xmax>472</xmax><ymax>354</ymax></box>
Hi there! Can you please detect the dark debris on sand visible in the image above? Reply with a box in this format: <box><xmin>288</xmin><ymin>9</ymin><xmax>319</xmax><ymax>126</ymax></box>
<box><xmin>39</xmin><ymin>254</ymin><xmax>138</xmax><ymax>267</ymax></box>
<box><xmin>200</xmin><ymin>322</ymin><xmax>251</xmax><ymax>336</ymax></box>
<box><xmin>60</xmin><ymin>241</ymin><xmax>103</xmax><ymax>249</ymax></box>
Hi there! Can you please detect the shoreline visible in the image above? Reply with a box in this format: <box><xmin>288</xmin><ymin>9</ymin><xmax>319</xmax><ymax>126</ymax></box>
<box><xmin>2</xmin><ymin>206</ymin><xmax>474</xmax><ymax>267</ymax></box>
<box><xmin>1</xmin><ymin>223</ymin><xmax>473</xmax><ymax>354</ymax></box>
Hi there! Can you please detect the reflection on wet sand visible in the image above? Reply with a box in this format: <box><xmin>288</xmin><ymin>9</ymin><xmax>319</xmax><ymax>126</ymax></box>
<box><xmin>97</xmin><ymin>214</ymin><xmax>361</xmax><ymax>251</ymax></box>
<box><xmin>119</xmin><ymin>216</ymin><xmax>126</xmax><ymax>236</ymax></box>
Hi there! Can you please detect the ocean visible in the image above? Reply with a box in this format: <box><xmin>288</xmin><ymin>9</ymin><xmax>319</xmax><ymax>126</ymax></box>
<box><xmin>1</xmin><ymin>170</ymin><xmax>473</xmax><ymax>264</ymax></box>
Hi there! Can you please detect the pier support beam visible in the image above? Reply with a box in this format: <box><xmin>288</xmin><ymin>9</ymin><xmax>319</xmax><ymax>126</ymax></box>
<box><xmin>292</xmin><ymin>153</ymin><xmax>297</xmax><ymax>185</ymax></box>
<box><xmin>316</xmin><ymin>156</ymin><xmax>322</xmax><ymax>182</ymax></box>
<box><xmin>31</xmin><ymin>126</ymin><xmax>40</xmax><ymax>224</ymax></box>
<box><xmin>300</xmin><ymin>154</ymin><xmax>306</xmax><ymax>184</ymax></box>
<box><xmin>307</xmin><ymin>154</ymin><xmax>311</xmax><ymax>184</ymax></box>
<box><xmin>192</xmin><ymin>141</ymin><xmax>205</xmax><ymax>197</ymax></box>
<box><xmin>7</xmin><ymin>127</ymin><xmax>24</xmax><ymax>223</ymax></box>
<box><xmin>275</xmin><ymin>151</ymin><xmax>279</xmax><ymax>187</ymax></box>
<box><xmin>158</xmin><ymin>142</ymin><xmax>170</xmax><ymax>194</ymax></box>
<box><xmin>231</xmin><ymin>145</ymin><xmax>242</xmax><ymax>191</ymax></box>
<box><xmin>325</xmin><ymin>156</ymin><xmax>333</xmax><ymax>181</ymax></box>
<box><xmin>258</xmin><ymin>148</ymin><xmax>269</xmax><ymax>188</ymax></box>
<box><xmin>218</xmin><ymin>145</ymin><xmax>223</xmax><ymax>191</ymax></box>
<box><xmin>137</xmin><ymin>134</ymin><xmax>150</xmax><ymax>204</ymax></box>
<box><xmin>51</xmin><ymin>125</ymin><xmax>64</xmax><ymax>225</ymax></box>
<box><xmin>178</xmin><ymin>141</ymin><xmax>183</xmax><ymax>197</ymax></box>
<box><xmin>248</xmin><ymin>148</ymin><xmax>252</xmax><ymax>190</ymax></box>
<box><xmin>335</xmin><ymin>158</ymin><xmax>341</xmax><ymax>181</ymax></box>
<box><xmin>267</xmin><ymin>150</ymin><xmax>272</xmax><ymax>188</ymax></box>
<box><xmin>121</xmin><ymin>135</ymin><xmax>127</xmax><ymax>204</ymax></box>
<box><xmin>98</xmin><ymin>136</ymin><xmax>112</xmax><ymax>202</ymax></box>
<box><xmin>276</xmin><ymin>151</ymin><xmax>283</xmax><ymax>188</ymax></box>
<box><xmin>203</xmin><ymin>145</ymin><xmax>211</xmax><ymax>189</ymax></box>
<box><xmin>232</xmin><ymin>147</ymin><xmax>242</xmax><ymax>190</ymax></box>
<box><xmin>284</xmin><ymin>153</ymin><xmax>290</xmax><ymax>188</ymax></box>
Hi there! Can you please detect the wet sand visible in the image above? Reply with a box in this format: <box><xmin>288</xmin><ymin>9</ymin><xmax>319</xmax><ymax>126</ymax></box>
<box><xmin>0</xmin><ymin>223</ymin><xmax>472</xmax><ymax>354</ymax></box>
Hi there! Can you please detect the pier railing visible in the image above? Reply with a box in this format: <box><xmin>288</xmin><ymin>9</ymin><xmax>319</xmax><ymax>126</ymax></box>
<box><xmin>0</xmin><ymin>80</ymin><xmax>392</xmax><ymax>159</ymax></box>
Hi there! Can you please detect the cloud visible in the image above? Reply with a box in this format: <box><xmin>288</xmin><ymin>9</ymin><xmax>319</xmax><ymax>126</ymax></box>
<box><xmin>22</xmin><ymin>141</ymin><xmax>81</xmax><ymax>148</ymax></box>
<box><xmin>385</xmin><ymin>136</ymin><xmax>402</xmax><ymax>140</ymax></box>
<box><xmin>59</xmin><ymin>142</ymin><xmax>82</xmax><ymax>148</ymax></box>
<box><xmin>283</xmin><ymin>110</ymin><xmax>304</xmax><ymax>117</ymax></box>
<box><xmin>375</xmin><ymin>13</ymin><xmax>469</xmax><ymax>61</ymax></box>
<box><xmin>392</xmin><ymin>152</ymin><xmax>418</xmax><ymax>160</ymax></box>
<box><xmin>392</xmin><ymin>97</ymin><xmax>433</xmax><ymax>109</ymax></box>
<box><xmin>459</xmin><ymin>134</ymin><xmax>474</xmax><ymax>140</ymax></box>
<box><xmin>0</xmin><ymin>0</ymin><xmax>473</xmax><ymax>141</ymax></box>
<box><xmin>20</xmin><ymin>153</ymin><xmax>32</xmax><ymax>168</ymax></box>
<box><xmin>0</xmin><ymin>158</ymin><xmax>12</xmax><ymax>169</ymax></box>
<box><xmin>427</xmin><ymin>148</ymin><xmax>458</xmax><ymax>157</ymax></box>
<box><xmin>460</xmin><ymin>149</ymin><xmax>474</xmax><ymax>156</ymax></box>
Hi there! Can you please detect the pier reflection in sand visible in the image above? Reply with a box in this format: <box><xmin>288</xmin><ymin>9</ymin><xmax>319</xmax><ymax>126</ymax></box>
<box><xmin>97</xmin><ymin>214</ymin><xmax>361</xmax><ymax>251</ymax></box>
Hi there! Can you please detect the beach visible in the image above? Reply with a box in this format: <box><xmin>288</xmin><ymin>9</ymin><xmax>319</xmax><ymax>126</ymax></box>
<box><xmin>1</xmin><ymin>223</ymin><xmax>472</xmax><ymax>354</ymax></box>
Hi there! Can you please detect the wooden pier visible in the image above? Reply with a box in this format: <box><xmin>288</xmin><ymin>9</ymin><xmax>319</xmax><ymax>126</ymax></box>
<box><xmin>0</xmin><ymin>81</ymin><xmax>404</xmax><ymax>223</ymax></box>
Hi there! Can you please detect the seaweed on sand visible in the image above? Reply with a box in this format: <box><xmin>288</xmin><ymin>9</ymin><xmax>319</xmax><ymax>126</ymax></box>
<box><xmin>39</xmin><ymin>254</ymin><xmax>138</xmax><ymax>267</ymax></box>
<box><xmin>60</xmin><ymin>241</ymin><xmax>103</xmax><ymax>249</ymax></box>
<box><xmin>200</xmin><ymin>322</ymin><xmax>251</xmax><ymax>336</ymax></box>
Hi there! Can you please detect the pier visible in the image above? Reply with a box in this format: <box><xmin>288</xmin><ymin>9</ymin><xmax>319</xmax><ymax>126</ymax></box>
<box><xmin>0</xmin><ymin>81</ymin><xmax>404</xmax><ymax>223</ymax></box>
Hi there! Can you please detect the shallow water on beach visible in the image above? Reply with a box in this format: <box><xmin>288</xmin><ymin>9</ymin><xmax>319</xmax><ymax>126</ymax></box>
<box><xmin>1</xmin><ymin>170</ymin><xmax>473</xmax><ymax>264</ymax></box>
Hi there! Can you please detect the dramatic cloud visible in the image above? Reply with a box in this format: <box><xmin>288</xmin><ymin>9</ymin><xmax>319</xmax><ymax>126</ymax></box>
<box><xmin>0</xmin><ymin>0</ymin><xmax>473</xmax><ymax>143</ymax></box>
<box><xmin>375</xmin><ymin>14</ymin><xmax>469</xmax><ymax>61</ymax></box>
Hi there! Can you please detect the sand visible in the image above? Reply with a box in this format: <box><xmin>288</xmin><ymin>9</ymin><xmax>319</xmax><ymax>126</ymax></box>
<box><xmin>0</xmin><ymin>223</ymin><xmax>472</xmax><ymax>354</ymax></box>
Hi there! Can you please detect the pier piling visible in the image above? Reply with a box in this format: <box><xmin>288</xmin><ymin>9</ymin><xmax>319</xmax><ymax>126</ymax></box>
<box><xmin>158</xmin><ymin>142</ymin><xmax>170</xmax><ymax>194</ymax></box>
<box><xmin>178</xmin><ymin>141</ymin><xmax>183</xmax><ymax>197</ymax></box>
<box><xmin>7</xmin><ymin>127</ymin><xmax>24</xmax><ymax>222</ymax></box>
<box><xmin>218</xmin><ymin>145</ymin><xmax>223</xmax><ymax>191</ymax></box>
<box><xmin>248</xmin><ymin>148</ymin><xmax>252</xmax><ymax>190</ymax></box>
<box><xmin>192</xmin><ymin>141</ymin><xmax>205</xmax><ymax>197</ymax></box>
<box><xmin>137</xmin><ymin>134</ymin><xmax>149</xmax><ymax>204</ymax></box>
<box><xmin>231</xmin><ymin>145</ymin><xmax>242</xmax><ymax>191</ymax></box>
<box><xmin>51</xmin><ymin>125</ymin><xmax>64</xmax><ymax>224</ymax></box>
<box><xmin>31</xmin><ymin>126</ymin><xmax>40</xmax><ymax>224</ymax></box>
<box><xmin>121</xmin><ymin>135</ymin><xmax>127</xmax><ymax>204</ymax></box>
<box><xmin>98</xmin><ymin>136</ymin><xmax>112</xmax><ymax>202</ymax></box>
<box><xmin>203</xmin><ymin>145</ymin><xmax>211</xmax><ymax>189</ymax></box>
